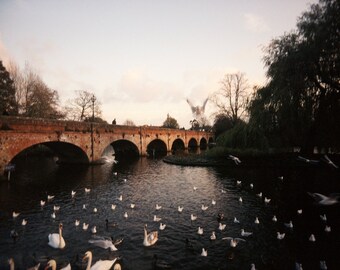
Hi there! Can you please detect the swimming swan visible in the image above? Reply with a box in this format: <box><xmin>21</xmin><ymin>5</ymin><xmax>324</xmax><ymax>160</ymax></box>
<box><xmin>143</xmin><ymin>224</ymin><xmax>158</xmax><ymax>246</ymax></box>
<box><xmin>83</xmin><ymin>251</ymin><xmax>117</xmax><ymax>270</ymax></box>
<box><xmin>45</xmin><ymin>259</ymin><xmax>71</xmax><ymax>270</ymax></box>
<box><xmin>48</xmin><ymin>223</ymin><xmax>65</xmax><ymax>249</ymax></box>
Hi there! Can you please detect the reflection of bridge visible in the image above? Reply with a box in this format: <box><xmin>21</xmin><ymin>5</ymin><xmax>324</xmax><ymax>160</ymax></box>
<box><xmin>0</xmin><ymin>116</ymin><xmax>214</xmax><ymax>175</ymax></box>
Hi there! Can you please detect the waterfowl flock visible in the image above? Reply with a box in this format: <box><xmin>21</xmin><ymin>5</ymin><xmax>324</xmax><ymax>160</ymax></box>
<box><xmin>1</xmin><ymin>155</ymin><xmax>339</xmax><ymax>269</ymax></box>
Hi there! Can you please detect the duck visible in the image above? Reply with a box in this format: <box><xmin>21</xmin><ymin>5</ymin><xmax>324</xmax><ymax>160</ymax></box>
<box><xmin>48</xmin><ymin>223</ymin><xmax>65</xmax><ymax>249</ymax></box>
<box><xmin>143</xmin><ymin>224</ymin><xmax>158</xmax><ymax>246</ymax></box>
<box><xmin>83</xmin><ymin>251</ymin><xmax>117</xmax><ymax>270</ymax></box>
<box><xmin>45</xmin><ymin>259</ymin><xmax>71</xmax><ymax>270</ymax></box>
<box><xmin>222</xmin><ymin>237</ymin><xmax>246</xmax><ymax>247</ymax></box>
<box><xmin>201</xmin><ymin>248</ymin><xmax>207</xmax><ymax>256</ymax></box>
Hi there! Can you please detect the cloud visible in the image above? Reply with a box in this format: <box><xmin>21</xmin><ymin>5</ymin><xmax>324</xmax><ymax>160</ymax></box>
<box><xmin>244</xmin><ymin>13</ymin><xmax>270</xmax><ymax>33</ymax></box>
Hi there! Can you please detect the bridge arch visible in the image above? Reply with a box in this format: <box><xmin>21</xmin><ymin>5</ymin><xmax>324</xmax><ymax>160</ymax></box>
<box><xmin>110</xmin><ymin>140</ymin><xmax>140</xmax><ymax>159</ymax></box>
<box><xmin>200</xmin><ymin>137</ymin><xmax>208</xmax><ymax>150</ymax></box>
<box><xmin>171</xmin><ymin>138</ymin><xmax>185</xmax><ymax>153</ymax></box>
<box><xmin>147</xmin><ymin>139</ymin><xmax>167</xmax><ymax>157</ymax></box>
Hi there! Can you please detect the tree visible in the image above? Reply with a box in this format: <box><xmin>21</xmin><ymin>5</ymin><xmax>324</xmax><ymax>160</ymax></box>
<box><xmin>211</xmin><ymin>72</ymin><xmax>249</xmax><ymax>126</ymax></box>
<box><xmin>65</xmin><ymin>90</ymin><xmax>102</xmax><ymax>121</ymax></box>
<box><xmin>0</xmin><ymin>60</ymin><xmax>17</xmax><ymax>115</ymax></box>
<box><xmin>123</xmin><ymin>119</ymin><xmax>136</xmax><ymax>126</ymax></box>
<box><xmin>212</xmin><ymin>113</ymin><xmax>234</xmax><ymax>138</ymax></box>
<box><xmin>162</xmin><ymin>114</ymin><xmax>179</xmax><ymax>129</ymax></box>
<box><xmin>248</xmin><ymin>0</ymin><xmax>340</xmax><ymax>152</ymax></box>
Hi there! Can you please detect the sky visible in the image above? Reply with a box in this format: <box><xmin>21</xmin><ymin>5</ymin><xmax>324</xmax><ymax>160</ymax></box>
<box><xmin>0</xmin><ymin>0</ymin><xmax>317</xmax><ymax>128</ymax></box>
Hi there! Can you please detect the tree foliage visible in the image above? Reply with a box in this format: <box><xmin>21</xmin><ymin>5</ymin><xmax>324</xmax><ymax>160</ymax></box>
<box><xmin>248</xmin><ymin>0</ymin><xmax>340</xmax><ymax>152</ymax></box>
<box><xmin>163</xmin><ymin>114</ymin><xmax>179</xmax><ymax>129</ymax></box>
<box><xmin>65</xmin><ymin>90</ymin><xmax>102</xmax><ymax>121</ymax></box>
<box><xmin>0</xmin><ymin>60</ymin><xmax>17</xmax><ymax>115</ymax></box>
<box><xmin>211</xmin><ymin>72</ymin><xmax>249</xmax><ymax>126</ymax></box>
<box><xmin>212</xmin><ymin>113</ymin><xmax>235</xmax><ymax>138</ymax></box>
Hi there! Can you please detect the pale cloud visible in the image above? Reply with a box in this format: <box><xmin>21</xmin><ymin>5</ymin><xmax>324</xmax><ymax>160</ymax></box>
<box><xmin>244</xmin><ymin>13</ymin><xmax>270</xmax><ymax>33</ymax></box>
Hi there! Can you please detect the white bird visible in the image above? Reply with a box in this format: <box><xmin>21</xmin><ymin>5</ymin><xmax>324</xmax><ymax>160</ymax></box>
<box><xmin>21</xmin><ymin>219</ymin><xmax>27</xmax><ymax>226</ymax></box>
<box><xmin>201</xmin><ymin>248</ymin><xmax>208</xmax><ymax>257</ymax></box>
<box><xmin>48</xmin><ymin>223</ymin><xmax>65</xmax><ymax>249</ymax></box>
<box><xmin>45</xmin><ymin>259</ymin><xmax>71</xmax><ymax>270</ymax></box>
<box><xmin>193</xmin><ymin>186</ymin><xmax>197</xmax><ymax>191</ymax></box>
<box><xmin>307</xmin><ymin>192</ymin><xmax>340</xmax><ymax>205</ymax></box>
<box><xmin>278</xmin><ymin>176</ymin><xmax>284</xmax><ymax>181</ymax></box>
<box><xmin>71</xmin><ymin>190</ymin><xmax>76</xmax><ymax>197</ymax></box>
<box><xmin>251</xmin><ymin>263</ymin><xmax>256</xmax><ymax>270</ymax></box>
<box><xmin>118</xmin><ymin>195</ymin><xmax>123</xmax><ymax>201</ymax></box>
<box><xmin>47</xmin><ymin>195</ymin><xmax>55</xmax><ymax>200</ymax></box>
<box><xmin>201</xmin><ymin>204</ymin><xmax>208</xmax><ymax>211</ymax></box>
<box><xmin>83</xmin><ymin>223</ymin><xmax>89</xmax><ymax>231</ymax></box>
<box><xmin>153</xmin><ymin>215</ymin><xmax>161</xmax><ymax>222</ymax></box>
<box><xmin>155</xmin><ymin>204</ymin><xmax>162</xmax><ymax>210</ymax></box>
<box><xmin>221</xmin><ymin>189</ymin><xmax>226</xmax><ymax>193</ymax></box>
<box><xmin>297</xmin><ymin>209</ymin><xmax>303</xmax><ymax>214</ymax></box>
<box><xmin>91</xmin><ymin>226</ymin><xmax>97</xmax><ymax>234</ymax></box>
<box><xmin>211</xmin><ymin>199</ymin><xmax>216</xmax><ymax>205</ymax></box>
<box><xmin>40</xmin><ymin>200</ymin><xmax>46</xmax><ymax>206</ymax></box>
<box><xmin>130</xmin><ymin>203</ymin><xmax>136</xmax><ymax>209</ymax></box>
<box><xmin>295</xmin><ymin>262</ymin><xmax>303</xmax><ymax>270</ymax></box>
<box><xmin>325</xmin><ymin>225</ymin><xmax>331</xmax><ymax>232</ymax></box>
<box><xmin>93</xmin><ymin>208</ymin><xmax>98</xmax><ymax>213</ymax></box>
<box><xmin>111</xmin><ymin>204</ymin><xmax>116</xmax><ymax>210</ymax></box>
<box><xmin>159</xmin><ymin>223</ymin><xmax>166</xmax><ymax>230</ymax></box>
<box><xmin>272</xmin><ymin>215</ymin><xmax>277</xmax><ymax>222</ymax></box>
<box><xmin>320</xmin><ymin>214</ymin><xmax>327</xmax><ymax>222</ymax></box>
<box><xmin>83</xmin><ymin>204</ymin><xmax>87</xmax><ymax>210</ymax></box>
<box><xmin>218</xmin><ymin>222</ymin><xmax>226</xmax><ymax>231</ymax></box>
<box><xmin>210</xmin><ymin>231</ymin><xmax>216</xmax><ymax>240</ymax></box>
<box><xmin>83</xmin><ymin>250</ymin><xmax>118</xmax><ymax>270</ymax></box>
<box><xmin>178</xmin><ymin>206</ymin><xmax>183</xmax><ymax>213</ymax></box>
<box><xmin>12</xmin><ymin>211</ymin><xmax>20</xmax><ymax>218</ymax></box>
<box><xmin>322</xmin><ymin>154</ymin><xmax>338</xmax><ymax>169</ymax></box>
<box><xmin>284</xmin><ymin>221</ymin><xmax>293</xmax><ymax>229</ymax></box>
<box><xmin>257</xmin><ymin>192</ymin><xmax>263</xmax><ymax>198</ymax></box>
<box><xmin>190</xmin><ymin>214</ymin><xmax>197</xmax><ymax>221</ymax></box>
<box><xmin>241</xmin><ymin>229</ymin><xmax>252</xmax><ymax>237</ymax></box>
<box><xmin>264</xmin><ymin>197</ymin><xmax>271</xmax><ymax>204</ymax></box>
<box><xmin>228</xmin><ymin>154</ymin><xmax>241</xmax><ymax>165</ymax></box>
<box><xmin>53</xmin><ymin>205</ymin><xmax>60</xmax><ymax>211</ymax></box>
<box><xmin>51</xmin><ymin>212</ymin><xmax>56</xmax><ymax>219</ymax></box>
<box><xmin>85</xmin><ymin>188</ymin><xmax>91</xmax><ymax>193</ymax></box>
<box><xmin>197</xmin><ymin>227</ymin><xmax>203</xmax><ymax>235</ymax></box>
<box><xmin>75</xmin><ymin>219</ymin><xmax>80</xmax><ymax>226</ymax></box>
<box><xmin>124</xmin><ymin>212</ymin><xmax>128</xmax><ymax>219</ymax></box>
<box><xmin>234</xmin><ymin>217</ymin><xmax>240</xmax><ymax>223</ymax></box>
<box><xmin>88</xmin><ymin>238</ymin><xmax>118</xmax><ymax>251</ymax></box>
<box><xmin>27</xmin><ymin>261</ymin><xmax>42</xmax><ymax>270</ymax></box>
<box><xmin>250</xmin><ymin>183</ymin><xmax>254</xmax><ymax>189</ymax></box>
<box><xmin>222</xmin><ymin>237</ymin><xmax>246</xmax><ymax>247</ymax></box>
<box><xmin>254</xmin><ymin>217</ymin><xmax>260</xmax><ymax>224</ymax></box>
<box><xmin>236</xmin><ymin>180</ymin><xmax>242</xmax><ymax>186</ymax></box>
<box><xmin>320</xmin><ymin>260</ymin><xmax>328</xmax><ymax>270</ymax></box>
<box><xmin>143</xmin><ymin>224</ymin><xmax>158</xmax><ymax>246</ymax></box>
<box><xmin>309</xmin><ymin>234</ymin><xmax>316</xmax><ymax>242</ymax></box>
<box><xmin>186</xmin><ymin>97</ymin><xmax>209</xmax><ymax>120</ymax></box>
<box><xmin>239</xmin><ymin>197</ymin><xmax>243</xmax><ymax>203</ymax></box>
<box><xmin>277</xmin><ymin>232</ymin><xmax>285</xmax><ymax>240</ymax></box>
<box><xmin>113</xmin><ymin>171</ymin><xmax>118</xmax><ymax>176</ymax></box>
<box><xmin>297</xmin><ymin>155</ymin><xmax>320</xmax><ymax>164</ymax></box>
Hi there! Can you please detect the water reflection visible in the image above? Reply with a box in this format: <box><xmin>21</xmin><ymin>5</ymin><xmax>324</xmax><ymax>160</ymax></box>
<box><xmin>0</xmin><ymin>155</ymin><xmax>339</xmax><ymax>269</ymax></box>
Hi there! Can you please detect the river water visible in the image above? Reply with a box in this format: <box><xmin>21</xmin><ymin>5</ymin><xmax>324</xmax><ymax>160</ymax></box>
<box><xmin>0</xmin><ymin>155</ymin><xmax>339</xmax><ymax>269</ymax></box>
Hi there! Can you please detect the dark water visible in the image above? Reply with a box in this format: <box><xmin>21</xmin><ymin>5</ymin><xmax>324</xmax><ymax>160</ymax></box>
<box><xmin>0</xmin><ymin>155</ymin><xmax>339</xmax><ymax>270</ymax></box>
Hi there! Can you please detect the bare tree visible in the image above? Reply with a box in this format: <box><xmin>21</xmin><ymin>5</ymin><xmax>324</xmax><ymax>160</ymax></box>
<box><xmin>64</xmin><ymin>90</ymin><xmax>102</xmax><ymax>121</ymax></box>
<box><xmin>211</xmin><ymin>72</ymin><xmax>249</xmax><ymax>125</ymax></box>
<box><xmin>123</xmin><ymin>119</ymin><xmax>136</xmax><ymax>126</ymax></box>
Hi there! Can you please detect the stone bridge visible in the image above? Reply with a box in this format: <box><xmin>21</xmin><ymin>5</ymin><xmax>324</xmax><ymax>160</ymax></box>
<box><xmin>0</xmin><ymin>116</ymin><xmax>214</xmax><ymax>175</ymax></box>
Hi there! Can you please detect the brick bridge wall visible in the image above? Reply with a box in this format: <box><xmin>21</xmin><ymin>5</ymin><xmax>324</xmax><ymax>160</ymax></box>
<box><xmin>0</xmin><ymin>116</ymin><xmax>214</xmax><ymax>174</ymax></box>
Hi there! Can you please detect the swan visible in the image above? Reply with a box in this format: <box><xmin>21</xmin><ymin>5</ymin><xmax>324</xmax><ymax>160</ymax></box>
<box><xmin>320</xmin><ymin>261</ymin><xmax>328</xmax><ymax>270</ymax></box>
<box><xmin>22</xmin><ymin>219</ymin><xmax>27</xmax><ymax>226</ymax></box>
<box><xmin>178</xmin><ymin>206</ymin><xmax>183</xmax><ymax>213</ymax></box>
<box><xmin>155</xmin><ymin>204</ymin><xmax>162</xmax><ymax>210</ymax></box>
<box><xmin>257</xmin><ymin>192</ymin><xmax>263</xmax><ymax>198</ymax></box>
<box><xmin>130</xmin><ymin>203</ymin><xmax>135</xmax><ymax>209</ymax></box>
<box><xmin>40</xmin><ymin>200</ymin><xmax>46</xmax><ymax>206</ymax></box>
<box><xmin>83</xmin><ymin>204</ymin><xmax>87</xmax><ymax>210</ymax></box>
<box><xmin>83</xmin><ymin>251</ymin><xmax>117</xmax><ymax>270</ymax></box>
<box><xmin>71</xmin><ymin>190</ymin><xmax>76</xmax><ymax>197</ymax></box>
<box><xmin>320</xmin><ymin>214</ymin><xmax>327</xmax><ymax>222</ymax></box>
<box><xmin>197</xmin><ymin>227</ymin><xmax>203</xmax><ymax>235</ymax></box>
<box><xmin>251</xmin><ymin>263</ymin><xmax>256</xmax><ymax>270</ymax></box>
<box><xmin>297</xmin><ymin>209</ymin><xmax>303</xmax><ymax>214</ymax></box>
<box><xmin>264</xmin><ymin>197</ymin><xmax>271</xmax><ymax>204</ymax></box>
<box><xmin>47</xmin><ymin>195</ymin><xmax>55</xmax><ymax>200</ymax></box>
<box><xmin>111</xmin><ymin>204</ymin><xmax>116</xmax><ymax>210</ymax></box>
<box><xmin>85</xmin><ymin>188</ymin><xmax>91</xmax><ymax>193</ymax></box>
<box><xmin>309</xmin><ymin>234</ymin><xmax>316</xmax><ymax>242</ymax></box>
<box><xmin>124</xmin><ymin>212</ymin><xmax>128</xmax><ymax>218</ymax></box>
<box><xmin>12</xmin><ymin>211</ymin><xmax>20</xmax><ymax>218</ymax></box>
<box><xmin>307</xmin><ymin>192</ymin><xmax>340</xmax><ymax>205</ymax></box>
<box><xmin>234</xmin><ymin>217</ymin><xmax>240</xmax><ymax>223</ymax></box>
<box><xmin>222</xmin><ymin>237</ymin><xmax>246</xmax><ymax>247</ymax></box>
<box><xmin>45</xmin><ymin>259</ymin><xmax>71</xmax><ymax>270</ymax></box>
<box><xmin>88</xmin><ymin>238</ymin><xmax>118</xmax><ymax>251</ymax></box>
<box><xmin>91</xmin><ymin>226</ymin><xmax>97</xmax><ymax>234</ymax></box>
<box><xmin>250</xmin><ymin>183</ymin><xmax>254</xmax><ymax>189</ymax></box>
<box><xmin>143</xmin><ymin>224</ymin><xmax>158</xmax><ymax>246</ymax></box>
<box><xmin>54</xmin><ymin>205</ymin><xmax>60</xmax><ymax>211</ymax></box>
<box><xmin>236</xmin><ymin>180</ymin><xmax>242</xmax><ymax>185</ymax></box>
<box><xmin>118</xmin><ymin>195</ymin><xmax>123</xmax><ymax>201</ymax></box>
<box><xmin>228</xmin><ymin>154</ymin><xmax>241</xmax><ymax>165</ymax></box>
<box><xmin>8</xmin><ymin>258</ymin><xmax>14</xmax><ymax>270</ymax></box>
<box><xmin>241</xmin><ymin>229</ymin><xmax>252</xmax><ymax>237</ymax></box>
<box><xmin>211</xmin><ymin>199</ymin><xmax>216</xmax><ymax>205</ymax></box>
<box><xmin>272</xmin><ymin>215</ymin><xmax>277</xmax><ymax>222</ymax></box>
<box><xmin>153</xmin><ymin>215</ymin><xmax>161</xmax><ymax>222</ymax></box>
<box><xmin>254</xmin><ymin>217</ymin><xmax>260</xmax><ymax>224</ymax></box>
<box><xmin>190</xmin><ymin>214</ymin><xmax>197</xmax><ymax>221</ymax></box>
<box><xmin>83</xmin><ymin>223</ymin><xmax>89</xmax><ymax>231</ymax></box>
<box><xmin>27</xmin><ymin>262</ymin><xmax>41</xmax><ymax>270</ymax></box>
<box><xmin>201</xmin><ymin>204</ymin><xmax>208</xmax><ymax>211</ymax></box>
<box><xmin>48</xmin><ymin>223</ymin><xmax>65</xmax><ymax>249</ymax></box>
<box><xmin>93</xmin><ymin>208</ymin><xmax>98</xmax><ymax>213</ymax></box>
<box><xmin>284</xmin><ymin>221</ymin><xmax>293</xmax><ymax>229</ymax></box>
<box><xmin>51</xmin><ymin>212</ymin><xmax>56</xmax><ymax>219</ymax></box>
<box><xmin>201</xmin><ymin>248</ymin><xmax>207</xmax><ymax>256</ymax></box>
<box><xmin>75</xmin><ymin>219</ymin><xmax>80</xmax><ymax>226</ymax></box>
<box><xmin>239</xmin><ymin>197</ymin><xmax>243</xmax><ymax>203</ymax></box>
<box><xmin>325</xmin><ymin>225</ymin><xmax>331</xmax><ymax>232</ymax></box>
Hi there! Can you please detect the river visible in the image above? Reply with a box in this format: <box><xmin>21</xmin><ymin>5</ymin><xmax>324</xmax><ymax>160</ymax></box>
<box><xmin>0</xmin><ymin>154</ymin><xmax>339</xmax><ymax>269</ymax></box>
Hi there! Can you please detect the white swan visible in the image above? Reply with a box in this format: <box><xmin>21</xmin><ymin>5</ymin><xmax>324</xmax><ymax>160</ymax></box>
<box><xmin>12</xmin><ymin>211</ymin><xmax>20</xmax><ymax>218</ymax></box>
<box><xmin>88</xmin><ymin>238</ymin><xmax>118</xmax><ymax>251</ymax></box>
<box><xmin>91</xmin><ymin>226</ymin><xmax>97</xmax><ymax>234</ymax></box>
<box><xmin>218</xmin><ymin>223</ymin><xmax>226</xmax><ymax>231</ymax></box>
<box><xmin>40</xmin><ymin>200</ymin><xmax>46</xmax><ymax>206</ymax></box>
<box><xmin>211</xmin><ymin>199</ymin><xmax>216</xmax><ymax>205</ymax></box>
<box><xmin>111</xmin><ymin>204</ymin><xmax>116</xmax><ymax>210</ymax></box>
<box><xmin>83</xmin><ymin>223</ymin><xmax>89</xmax><ymax>231</ymax></box>
<box><xmin>75</xmin><ymin>219</ymin><xmax>80</xmax><ymax>226</ymax></box>
<box><xmin>54</xmin><ymin>205</ymin><xmax>60</xmax><ymax>211</ymax></box>
<box><xmin>241</xmin><ymin>229</ymin><xmax>252</xmax><ymax>237</ymax></box>
<box><xmin>201</xmin><ymin>204</ymin><xmax>208</xmax><ymax>211</ymax></box>
<box><xmin>143</xmin><ymin>224</ymin><xmax>158</xmax><ymax>246</ymax></box>
<box><xmin>201</xmin><ymin>248</ymin><xmax>207</xmax><ymax>256</ymax></box>
<box><xmin>21</xmin><ymin>219</ymin><xmax>27</xmax><ymax>226</ymax></box>
<box><xmin>85</xmin><ymin>188</ymin><xmax>91</xmax><ymax>193</ymax></box>
<box><xmin>277</xmin><ymin>232</ymin><xmax>285</xmax><ymax>240</ymax></box>
<box><xmin>159</xmin><ymin>223</ymin><xmax>166</xmax><ymax>230</ymax></box>
<box><xmin>197</xmin><ymin>226</ymin><xmax>203</xmax><ymax>235</ymax></box>
<box><xmin>8</xmin><ymin>258</ymin><xmax>14</xmax><ymax>270</ymax></box>
<box><xmin>178</xmin><ymin>206</ymin><xmax>183</xmax><ymax>213</ymax></box>
<box><xmin>284</xmin><ymin>221</ymin><xmax>293</xmax><ymax>229</ymax></box>
<box><xmin>155</xmin><ymin>204</ymin><xmax>162</xmax><ymax>210</ymax></box>
<box><xmin>222</xmin><ymin>237</ymin><xmax>246</xmax><ymax>247</ymax></box>
<box><xmin>309</xmin><ymin>234</ymin><xmax>316</xmax><ymax>242</ymax></box>
<box><xmin>190</xmin><ymin>214</ymin><xmax>197</xmax><ymax>221</ymax></box>
<box><xmin>83</xmin><ymin>251</ymin><xmax>117</xmax><ymax>270</ymax></box>
<box><xmin>210</xmin><ymin>231</ymin><xmax>216</xmax><ymax>240</ymax></box>
<box><xmin>153</xmin><ymin>215</ymin><xmax>161</xmax><ymax>222</ymax></box>
<box><xmin>234</xmin><ymin>217</ymin><xmax>240</xmax><ymax>223</ymax></box>
<box><xmin>272</xmin><ymin>215</ymin><xmax>277</xmax><ymax>222</ymax></box>
<box><xmin>48</xmin><ymin>223</ymin><xmax>66</xmax><ymax>249</ymax></box>
<box><xmin>45</xmin><ymin>259</ymin><xmax>71</xmax><ymax>270</ymax></box>
<box><xmin>71</xmin><ymin>190</ymin><xmax>76</xmax><ymax>197</ymax></box>
<box><xmin>228</xmin><ymin>154</ymin><xmax>241</xmax><ymax>165</ymax></box>
<box><xmin>254</xmin><ymin>217</ymin><xmax>260</xmax><ymax>224</ymax></box>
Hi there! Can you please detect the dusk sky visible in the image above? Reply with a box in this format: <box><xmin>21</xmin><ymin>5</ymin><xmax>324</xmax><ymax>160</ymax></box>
<box><xmin>0</xmin><ymin>0</ymin><xmax>317</xmax><ymax>128</ymax></box>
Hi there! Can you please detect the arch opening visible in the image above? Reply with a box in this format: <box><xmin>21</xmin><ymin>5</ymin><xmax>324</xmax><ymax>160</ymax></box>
<box><xmin>111</xmin><ymin>140</ymin><xmax>139</xmax><ymax>161</ymax></box>
<box><xmin>147</xmin><ymin>139</ymin><xmax>167</xmax><ymax>158</ymax></box>
<box><xmin>171</xmin><ymin>138</ymin><xmax>185</xmax><ymax>154</ymax></box>
<box><xmin>200</xmin><ymin>137</ymin><xmax>208</xmax><ymax>150</ymax></box>
<box><xmin>188</xmin><ymin>138</ymin><xmax>198</xmax><ymax>153</ymax></box>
